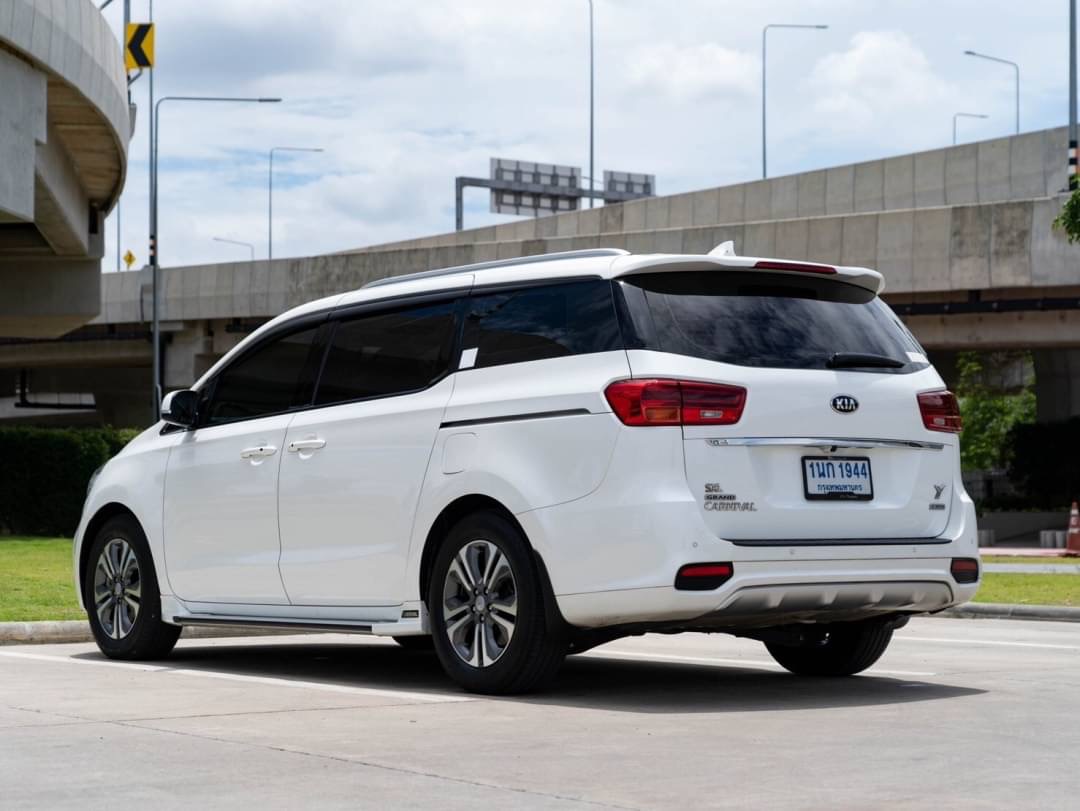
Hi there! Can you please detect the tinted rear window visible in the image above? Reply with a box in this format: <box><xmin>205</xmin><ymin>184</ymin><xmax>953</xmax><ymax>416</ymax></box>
<box><xmin>315</xmin><ymin>300</ymin><xmax>457</xmax><ymax>405</ymax></box>
<box><xmin>619</xmin><ymin>271</ymin><xmax>924</xmax><ymax>372</ymax></box>
<box><xmin>464</xmin><ymin>280</ymin><xmax>621</xmax><ymax>369</ymax></box>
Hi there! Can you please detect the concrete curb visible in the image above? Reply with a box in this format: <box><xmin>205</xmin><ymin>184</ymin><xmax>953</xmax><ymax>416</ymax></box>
<box><xmin>936</xmin><ymin>602</ymin><xmax>1080</xmax><ymax>623</ymax></box>
<box><xmin>0</xmin><ymin>621</ymin><xmax>305</xmax><ymax>646</ymax></box>
<box><xmin>3</xmin><ymin>603</ymin><xmax>1080</xmax><ymax>645</ymax></box>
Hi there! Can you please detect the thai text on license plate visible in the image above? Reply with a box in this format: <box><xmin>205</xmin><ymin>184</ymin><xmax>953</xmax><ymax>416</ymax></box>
<box><xmin>802</xmin><ymin>456</ymin><xmax>873</xmax><ymax>500</ymax></box>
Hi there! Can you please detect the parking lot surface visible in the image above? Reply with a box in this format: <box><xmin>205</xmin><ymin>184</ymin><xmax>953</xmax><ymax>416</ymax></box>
<box><xmin>2</xmin><ymin>616</ymin><xmax>1077</xmax><ymax>809</ymax></box>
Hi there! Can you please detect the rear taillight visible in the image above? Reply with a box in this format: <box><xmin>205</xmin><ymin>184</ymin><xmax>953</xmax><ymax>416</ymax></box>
<box><xmin>918</xmin><ymin>390</ymin><xmax>962</xmax><ymax>433</ymax></box>
<box><xmin>604</xmin><ymin>379</ymin><xmax>746</xmax><ymax>426</ymax></box>
<box><xmin>675</xmin><ymin>562</ymin><xmax>734</xmax><ymax>590</ymax></box>
<box><xmin>951</xmin><ymin>558</ymin><xmax>980</xmax><ymax>584</ymax></box>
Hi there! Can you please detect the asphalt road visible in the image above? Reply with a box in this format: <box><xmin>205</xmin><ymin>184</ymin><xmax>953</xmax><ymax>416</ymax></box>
<box><xmin>1</xmin><ymin>617</ymin><xmax>1077</xmax><ymax>810</ymax></box>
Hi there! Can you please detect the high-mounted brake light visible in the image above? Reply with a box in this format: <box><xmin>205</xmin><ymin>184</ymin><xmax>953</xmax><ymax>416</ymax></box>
<box><xmin>918</xmin><ymin>390</ymin><xmax>962</xmax><ymax>434</ymax></box>
<box><xmin>604</xmin><ymin>379</ymin><xmax>746</xmax><ymax>426</ymax></box>
<box><xmin>675</xmin><ymin>562</ymin><xmax>734</xmax><ymax>590</ymax></box>
<box><xmin>753</xmin><ymin>259</ymin><xmax>837</xmax><ymax>275</ymax></box>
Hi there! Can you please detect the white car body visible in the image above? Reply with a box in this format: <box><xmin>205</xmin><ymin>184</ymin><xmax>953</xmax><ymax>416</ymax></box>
<box><xmin>75</xmin><ymin>248</ymin><xmax>979</xmax><ymax>644</ymax></box>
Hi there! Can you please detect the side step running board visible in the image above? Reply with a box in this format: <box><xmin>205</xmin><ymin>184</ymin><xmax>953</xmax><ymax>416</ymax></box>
<box><xmin>172</xmin><ymin>617</ymin><xmax>374</xmax><ymax>634</ymax></box>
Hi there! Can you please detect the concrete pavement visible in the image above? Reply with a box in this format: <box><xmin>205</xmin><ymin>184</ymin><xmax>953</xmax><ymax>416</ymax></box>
<box><xmin>1</xmin><ymin>617</ymin><xmax>1078</xmax><ymax>808</ymax></box>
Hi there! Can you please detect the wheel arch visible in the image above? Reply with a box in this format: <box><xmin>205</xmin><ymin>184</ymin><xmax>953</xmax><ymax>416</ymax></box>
<box><xmin>417</xmin><ymin>495</ymin><xmax>564</xmax><ymax>633</ymax></box>
<box><xmin>78</xmin><ymin>502</ymin><xmax>141</xmax><ymax>592</ymax></box>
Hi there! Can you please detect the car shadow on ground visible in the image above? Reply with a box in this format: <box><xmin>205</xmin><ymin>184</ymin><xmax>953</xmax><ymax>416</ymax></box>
<box><xmin>76</xmin><ymin>637</ymin><xmax>984</xmax><ymax>714</ymax></box>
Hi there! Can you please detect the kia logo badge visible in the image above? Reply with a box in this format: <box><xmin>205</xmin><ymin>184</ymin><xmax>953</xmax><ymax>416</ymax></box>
<box><xmin>831</xmin><ymin>395</ymin><xmax>859</xmax><ymax>414</ymax></box>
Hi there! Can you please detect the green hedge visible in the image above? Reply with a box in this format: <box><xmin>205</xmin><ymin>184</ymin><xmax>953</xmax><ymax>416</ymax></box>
<box><xmin>1006</xmin><ymin>418</ymin><xmax>1080</xmax><ymax>510</ymax></box>
<box><xmin>0</xmin><ymin>427</ymin><xmax>140</xmax><ymax>537</ymax></box>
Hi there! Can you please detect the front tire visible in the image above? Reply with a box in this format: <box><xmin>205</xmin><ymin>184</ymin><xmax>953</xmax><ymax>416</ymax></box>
<box><xmin>765</xmin><ymin>620</ymin><xmax>894</xmax><ymax>676</ymax></box>
<box><xmin>83</xmin><ymin>515</ymin><xmax>180</xmax><ymax>660</ymax></box>
<box><xmin>428</xmin><ymin>511</ymin><xmax>565</xmax><ymax>694</ymax></box>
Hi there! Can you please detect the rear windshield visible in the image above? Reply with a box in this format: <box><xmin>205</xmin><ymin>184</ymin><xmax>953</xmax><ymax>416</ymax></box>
<box><xmin>618</xmin><ymin>271</ymin><xmax>925</xmax><ymax>373</ymax></box>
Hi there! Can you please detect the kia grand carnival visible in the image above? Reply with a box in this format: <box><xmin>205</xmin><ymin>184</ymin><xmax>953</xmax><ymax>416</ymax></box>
<box><xmin>75</xmin><ymin>246</ymin><xmax>980</xmax><ymax>694</ymax></box>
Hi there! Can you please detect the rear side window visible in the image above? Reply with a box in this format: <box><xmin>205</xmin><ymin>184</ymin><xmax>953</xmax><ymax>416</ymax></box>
<box><xmin>205</xmin><ymin>326</ymin><xmax>319</xmax><ymax>425</ymax></box>
<box><xmin>315</xmin><ymin>300</ymin><xmax>457</xmax><ymax>405</ymax></box>
<box><xmin>464</xmin><ymin>280</ymin><xmax>621</xmax><ymax>369</ymax></box>
<box><xmin>619</xmin><ymin>271</ymin><xmax>924</xmax><ymax>372</ymax></box>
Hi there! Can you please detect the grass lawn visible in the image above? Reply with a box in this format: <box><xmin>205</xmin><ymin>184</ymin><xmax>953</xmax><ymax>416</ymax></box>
<box><xmin>973</xmin><ymin>573</ymin><xmax>1080</xmax><ymax>607</ymax></box>
<box><xmin>0</xmin><ymin>537</ymin><xmax>83</xmax><ymax>622</ymax></box>
<box><xmin>981</xmin><ymin>556</ymin><xmax>1080</xmax><ymax>566</ymax></box>
<box><xmin>1</xmin><ymin>537</ymin><xmax>1079</xmax><ymax>620</ymax></box>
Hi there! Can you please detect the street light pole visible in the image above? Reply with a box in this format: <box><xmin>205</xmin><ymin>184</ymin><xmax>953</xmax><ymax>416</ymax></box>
<box><xmin>762</xmin><ymin>23</ymin><xmax>828</xmax><ymax>179</ymax></box>
<box><xmin>953</xmin><ymin>112</ymin><xmax>989</xmax><ymax>145</ymax></box>
<box><xmin>268</xmin><ymin>146</ymin><xmax>323</xmax><ymax>261</ymax></box>
<box><xmin>587</xmin><ymin>0</ymin><xmax>595</xmax><ymax>209</ymax></box>
<box><xmin>964</xmin><ymin>49</ymin><xmax>1020</xmax><ymax>134</ymax></box>
<box><xmin>1071</xmin><ymin>0</ymin><xmax>1078</xmax><ymax>190</ymax></box>
<box><xmin>150</xmin><ymin>95</ymin><xmax>281</xmax><ymax>416</ymax></box>
<box><xmin>213</xmin><ymin>237</ymin><xmax>255</xmax><ymax>261</ymax></box>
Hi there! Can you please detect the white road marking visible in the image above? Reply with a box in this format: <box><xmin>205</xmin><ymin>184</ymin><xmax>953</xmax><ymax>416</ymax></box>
<box><xmin>586</xmin><ymin>649</ymin><xmax>936</xmax><ymax>678</ymax></box>
<box><xmin>0</xmin><ymin>650</ymin><xmax>470</xmax><ymax>703</ymax></box>
<box><xmin>899</xmin><ymin>636</ymin><xmax>1080</xmax><ymax>652</ymax></box>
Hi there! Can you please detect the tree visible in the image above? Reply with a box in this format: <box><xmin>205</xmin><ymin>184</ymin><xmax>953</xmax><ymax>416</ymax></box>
<box><xmin>1052</xmin><ymin>190</ymin><xmax>1080</xmax><ymax>243</ymax></box>
<box><xmin>955</xmin><ymin>352</ymin><xmax>1036</xmax><ymax>472</ymax></box>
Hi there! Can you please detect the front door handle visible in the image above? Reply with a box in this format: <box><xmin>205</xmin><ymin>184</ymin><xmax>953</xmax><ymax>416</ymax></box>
<box><xmin>287</xmin><ymin>438</ymin><xmax>326</xmax><ymax>453</ymax></box>
<box><xmin>240</xmin><ymin>445</ymin><xmax>278</xmax><ymax>460</ymax></box>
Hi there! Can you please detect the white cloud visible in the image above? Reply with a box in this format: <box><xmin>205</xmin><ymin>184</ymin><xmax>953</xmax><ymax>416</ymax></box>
<box><xmin>628</xmin><ymin>42</ymin><xmax>757</xmax><ymax>102</ymax></box>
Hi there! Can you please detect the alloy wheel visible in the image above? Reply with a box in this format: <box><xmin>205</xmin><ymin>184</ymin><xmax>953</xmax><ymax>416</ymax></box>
<box><xmin>441</xmin><ymin>539</ymin><xmax>517</xmax><ymax>667</ymax></box>
<box><xmin>92</xmin><ymin>538</ymin><xmax>141</xmax><ymax>640</ymax></box>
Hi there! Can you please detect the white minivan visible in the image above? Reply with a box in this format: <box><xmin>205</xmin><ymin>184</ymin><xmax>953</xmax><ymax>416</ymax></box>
<box><xmin>75</xmin><ymin>247</ymin><xmax>980</xmax><ymax>693</ymax></box>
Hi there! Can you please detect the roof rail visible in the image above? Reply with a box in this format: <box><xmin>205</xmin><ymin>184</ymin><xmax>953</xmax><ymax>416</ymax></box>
<box><xmin>362</xmin><ymin>248</ymin><xmax>629</xmax><ymax>289</ymax></box>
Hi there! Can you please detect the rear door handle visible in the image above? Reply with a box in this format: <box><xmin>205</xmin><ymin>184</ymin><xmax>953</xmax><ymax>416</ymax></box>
<box><xmin>240</xmin><ymin>445</ymin><xmax>278</xmax><ymax>460</ymax></box>
<box><xmin>287</xmin><ymin>438</ymin><xmax>326</xmax><ymax>453</ymax></box>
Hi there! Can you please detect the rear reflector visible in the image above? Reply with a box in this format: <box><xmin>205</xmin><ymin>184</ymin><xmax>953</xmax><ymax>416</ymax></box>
<box><xmin>675</xmin><ymin>562</ymin><xmax>734</xmax><ymax>591</ymax></box>
<box><xmin>605</xmin><ymin>379</ymin><xmax>746</xmax><ymax>426</ymax></box>
<box><xmin>918</xmin><ymin>390</ymin><xmax>963</xmax><ymax>434</ymax></box>
<box><xmin>753</xmin><ymin>259</ymin><xmax>837</xmax><ymax>275</ymax></box>
<box><xmin>951</xmin><ymin>558</ymin><xmax>980</xmax><ymax>584</ymax></box>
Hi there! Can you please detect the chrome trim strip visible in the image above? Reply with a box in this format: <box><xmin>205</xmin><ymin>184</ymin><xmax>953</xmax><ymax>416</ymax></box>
<box><xmin>725</xmin><ymin>537</ymin><xmax>950</xmax><ymax>547</ymax></box>
<box><xmin>704</xmin><ymin>437</ymin><xmax>945</xmax><ymax>451</ymax></box>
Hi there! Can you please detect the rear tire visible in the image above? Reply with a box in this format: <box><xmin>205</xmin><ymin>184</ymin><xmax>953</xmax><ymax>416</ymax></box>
<box><xmin>83</xmin><ymin>515</ymin><xmax>180</xmax><ymax>660</ymax></box>
<box><xmin>428</xmin><ymin>511</ymin><xmax>565</xmax><ymax>694</ymax></box>
<box><xmin>765</xmin><ymin>620</ymin><xmax>893</xmax><ymax>676</ymax></box>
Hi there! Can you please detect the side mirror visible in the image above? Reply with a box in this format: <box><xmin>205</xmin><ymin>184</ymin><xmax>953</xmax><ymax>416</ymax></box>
<box><xmin>161</xmin><ymin>389</ymin><xmax>198</xmax><ymax>428</ymax></box>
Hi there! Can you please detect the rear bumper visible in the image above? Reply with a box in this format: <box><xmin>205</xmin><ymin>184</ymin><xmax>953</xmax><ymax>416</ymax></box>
<box><xmin>518</xmin><ymin>453</ymin><xmax>979</xmax><ymax>629</ymax></box>
<box><xmin>554</xmin><ymin>558</ymin><xmax>974</xmax><ymax>628</ymax></box>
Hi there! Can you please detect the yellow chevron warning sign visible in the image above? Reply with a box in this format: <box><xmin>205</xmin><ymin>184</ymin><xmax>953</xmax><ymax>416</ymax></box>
<box><xmin>125</xmin><ymin>23</ymin><xmax>154</xmax><ymax>70</ymax></box>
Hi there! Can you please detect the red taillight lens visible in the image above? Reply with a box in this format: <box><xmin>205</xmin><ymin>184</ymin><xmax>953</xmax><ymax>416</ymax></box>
<box><xmin>675</xmin><ymin>562</ymin><xmax>734</xmax><ymax>590</ymax></box>
<box><xmin>951</xmin><ymin>558</ymin><xmax>980</xmax><ymax>584</ymax></box>
<box><xmin>604</xmin><ymin>379</ymin><xmax>746</xmax><ymax>426</ymax></box>
<box><xmin>918</xmin><ymin>390</ymin><xmax>962</xmax><ymax>433</ymax></box>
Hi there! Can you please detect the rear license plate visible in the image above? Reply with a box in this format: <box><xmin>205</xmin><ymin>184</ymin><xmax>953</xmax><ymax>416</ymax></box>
<box><xmin>802</xmin><ymin>456</ymin><xmax>873</xmax><ymax>501</ymax></box>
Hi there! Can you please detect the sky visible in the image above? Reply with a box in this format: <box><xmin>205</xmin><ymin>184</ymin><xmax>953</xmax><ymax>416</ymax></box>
<box><xmin>97</xmin><ymin>0</ymin><xmax>1076</xmax><ymax>270</ymax></box>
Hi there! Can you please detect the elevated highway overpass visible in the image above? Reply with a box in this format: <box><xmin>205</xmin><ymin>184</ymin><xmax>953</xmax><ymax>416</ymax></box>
<box><xmin>3</xmin><ymin>126</ymin><xmax>1079</xmax><ymax>425</ymax></box>
<box><xmin>0</xmin><ymin>0</ymin><xmax>130</xmax><ymax>339</ymax></box>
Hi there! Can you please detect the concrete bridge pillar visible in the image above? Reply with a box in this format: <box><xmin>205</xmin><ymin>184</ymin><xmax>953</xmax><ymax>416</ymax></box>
<box><xmin>1033</xmin><ymin>349</ymin><xmax>1080</xmax><ymax>422</ymax></box>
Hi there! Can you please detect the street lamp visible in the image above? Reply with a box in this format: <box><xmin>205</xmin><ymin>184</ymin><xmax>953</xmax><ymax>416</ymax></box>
<box><xmin>149</xmin><ymin>95</ymin><xmax>281</xmax><ymax>415</ymax></box>
<box><xmin>268</xmin><ymin>146</ymin><xmax>323</xmax><ymax>261</ymax></box>
<box><xmin>953</xmin><ymin>112</ymin><xmax>989</xmax><ymax>145</ymax></box>
<box><xmin>213</xmin><ymin>237</ymin><xmax>255</xmax><ymax>261</ymax></box>
<box><xmin>587</xmin><ymin>0</ymin><xmax>595</xmax><ymax>209</ymax></box>
<box><xmin>763</xmin><ymin>24</ymin><xmax>828</xmax><ymax>178</ymax></box>
<box><xmin>964</xmin><ymin>50</ymin><xmax>1020</xmax><ymax>134</ymax></box>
